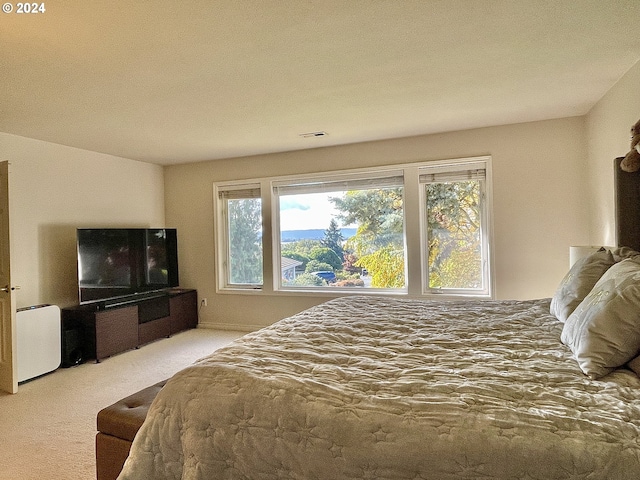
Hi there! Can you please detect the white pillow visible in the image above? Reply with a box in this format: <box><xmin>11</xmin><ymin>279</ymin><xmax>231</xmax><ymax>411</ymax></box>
<box><xmin>550</xmin><ymin>248</ymin><xmax>614</xmax><ymax>322</ymax></box>
<box><xmin>561</xmin><ymin>258</ymin><xmax>640</xmax><ymax>379</ymax></box>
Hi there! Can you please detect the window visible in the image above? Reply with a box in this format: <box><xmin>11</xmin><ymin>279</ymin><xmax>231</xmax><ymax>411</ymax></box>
<box><xmin>273</xmin><ymin>171</ymin><xmax>405</xmax><ymax>291</ymax></box>
<box><xmin>214</xmin><ymin>157</ymin><xmax>492</xmax><ymax>298</ymax></box>
<box><xmin>215</xmin><ymin>184</ymin><xmax>263</xmax><ymax>289</ymax></box>
<box><xmin>420</xmin><ymin>162</ymin><xmax>489</xmax><ymax>295</ymax></box>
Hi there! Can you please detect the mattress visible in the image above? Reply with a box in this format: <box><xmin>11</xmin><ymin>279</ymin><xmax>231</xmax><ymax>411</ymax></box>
<box><xmin>118</xmin><ymin>296</ymin><xmax>640</xmax><ymax>479</ymax></box>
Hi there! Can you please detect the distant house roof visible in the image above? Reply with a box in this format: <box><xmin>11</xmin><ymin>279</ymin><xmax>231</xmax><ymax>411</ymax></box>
<box><xmin>281</xmin><ymin>257</ymin><xmax>303</xmax><ymax>271</ymax></box>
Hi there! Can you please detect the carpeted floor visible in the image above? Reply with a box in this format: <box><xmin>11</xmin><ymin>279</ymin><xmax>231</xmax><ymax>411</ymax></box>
<box><xmin>0</xmin><ymin>328</ymin><xmax>244</xmax><ymax>480</ymax></box>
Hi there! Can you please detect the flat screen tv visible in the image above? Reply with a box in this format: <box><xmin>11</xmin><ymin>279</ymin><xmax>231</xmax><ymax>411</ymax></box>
<box><xmin>77</xmin><ymin>228</ymin><xmax>179</xmax><ymax>306</ymax></box>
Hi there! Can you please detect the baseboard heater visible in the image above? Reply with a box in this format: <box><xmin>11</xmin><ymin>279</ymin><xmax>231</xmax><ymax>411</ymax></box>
<box><xmin>16</xmin><ymin>304</ymin><xmax>61</xmax><ymax>383</ymax></box>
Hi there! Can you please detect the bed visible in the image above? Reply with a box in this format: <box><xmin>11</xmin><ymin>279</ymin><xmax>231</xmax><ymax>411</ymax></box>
<box><xmin>117</xmin><ymin>158</ymin><xmax>640</xmax><ymax>480</ymax></box>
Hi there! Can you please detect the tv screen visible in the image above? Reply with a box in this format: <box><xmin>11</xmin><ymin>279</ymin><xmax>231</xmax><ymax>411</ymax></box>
<box><xmin>143</xmin><ymin>228</ymin><xmax>179</xmax><ymax>288</ymax></box>
<box><xmin>77</xmin><ymin>228</ymin><xmax>179</xmax><ymax>305</ymax></box>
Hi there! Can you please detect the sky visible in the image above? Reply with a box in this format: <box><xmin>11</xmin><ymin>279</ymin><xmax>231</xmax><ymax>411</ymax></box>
<box><xmin>279</xmin><ymin>192</ymin><xmax>345</xmax><ymax>231</ymax></box>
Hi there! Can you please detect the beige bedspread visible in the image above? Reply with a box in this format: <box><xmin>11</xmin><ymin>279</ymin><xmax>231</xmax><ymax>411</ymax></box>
<box><xmin>118</xmin><ymin>296</ymin><xmax>640</xmax><ymax>479</ymax></box>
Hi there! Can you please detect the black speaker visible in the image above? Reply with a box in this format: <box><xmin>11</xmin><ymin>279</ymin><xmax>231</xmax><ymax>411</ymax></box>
<box><xmin>61</xmin><ymin>327</ymin><xmax>83</xmax><ymax>367</ymax></box>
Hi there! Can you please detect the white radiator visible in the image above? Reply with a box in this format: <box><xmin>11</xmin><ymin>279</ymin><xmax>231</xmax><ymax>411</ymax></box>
<box><xmin>16</xmin><ymin>304</ymin><xmax>61</xmax><ymax>383</ymax></box>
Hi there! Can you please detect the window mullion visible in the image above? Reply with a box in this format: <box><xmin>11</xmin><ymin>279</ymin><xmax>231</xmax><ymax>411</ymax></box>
<box><xmin>403</xmin><ymin>166</ymin><xmax>422</xmax><ymax>296</ymax></box>
<box><xmin>260</xmin><ymin>178</ymin><xmax>274</xmax><ymax>293</ymax></box>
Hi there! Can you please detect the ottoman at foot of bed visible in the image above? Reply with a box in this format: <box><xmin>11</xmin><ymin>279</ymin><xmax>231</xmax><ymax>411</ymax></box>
<box><xmin>96</xmin><ymin>380</ymin><xmax>167</xmax><ymax>480</ymax></box>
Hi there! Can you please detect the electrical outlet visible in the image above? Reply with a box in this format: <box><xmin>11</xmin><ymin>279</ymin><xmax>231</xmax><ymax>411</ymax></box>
<box><xmin>201</xmin><ymin>298</ymin><xmax>208</xmax><ymax>307</ymax></box>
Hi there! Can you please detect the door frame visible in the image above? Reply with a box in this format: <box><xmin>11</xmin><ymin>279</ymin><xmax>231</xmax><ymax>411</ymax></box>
<box><xmin>0</xmin><ymin>161</ymin><xmax>16</xmax><ymax>394</ymax></box>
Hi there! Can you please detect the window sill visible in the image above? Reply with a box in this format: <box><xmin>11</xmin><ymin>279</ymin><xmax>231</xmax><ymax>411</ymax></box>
<box><xmin>217</xmin><ymin>286</ymin><xmax>493</xmax><ymax>300</ymax></box>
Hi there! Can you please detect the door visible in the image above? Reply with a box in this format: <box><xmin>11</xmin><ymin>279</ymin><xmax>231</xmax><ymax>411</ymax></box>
<box><xmin>0</xmin><ymin>161</ymin><xmax>16</xmax><ymax>394</ymax></box>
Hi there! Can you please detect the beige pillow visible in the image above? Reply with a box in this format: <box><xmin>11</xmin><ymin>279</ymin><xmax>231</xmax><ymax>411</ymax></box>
<box><xmin>561</xmin><ymin>258</ymin><xmax>640</xmax><ymax>379</ymax></box>
<box><xmin>611</xmin><ymin>246</ymin><xmax>640</xmax><ymax>263</ymax></box>
<box><xmin>627</xmin><ymin>355</ymin><xmax>640</xmax><ymax>377</ymax></box>
<box><xmin>550</xmin><ymin>248</ymin><xmax>614</xmax><ymax>322</ymax></box>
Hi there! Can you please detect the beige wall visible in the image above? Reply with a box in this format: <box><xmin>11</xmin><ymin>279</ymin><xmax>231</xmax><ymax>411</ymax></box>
<box><xmin>586</xmin><ymin>60</ymin><xmax>640</xmax><ymax>246</ymax></box>
<box><xmin>165</xmin><ymin>116</ymin><xmax>589</xmax><ymax>330</ymax></box>
<box><xmin>0</xmin><ymin>133</ymin><xmax>165</xmax><ymax>309</ymax></box>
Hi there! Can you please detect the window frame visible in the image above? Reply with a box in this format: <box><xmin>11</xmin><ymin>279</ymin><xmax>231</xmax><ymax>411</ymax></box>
<box><xmin>272</xmin><ymin>168</ymin><xmax>407</xmax><ymax>294</ymax></box>
<box><xmin>214</xmin><ymin>182</ymin><xmax>265</xmax><ymax>291</ymax></box>
<box><xmin>418</xmin><ymin>160</ymin><xmax>492</xmax><ymax>296</ymax></box>
<box><xmin>213</xmin><ymin>156</ymin><xmax>494</xmax><ymax>299</ymax></box>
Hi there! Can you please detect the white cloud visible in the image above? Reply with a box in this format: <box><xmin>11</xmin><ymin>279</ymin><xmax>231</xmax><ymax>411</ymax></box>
<box><xmin>280</xmin><ymin>198</ymin><xmax>311</xmax><ymax>211</ymax></box>
<box><xmin>280</xmin><ymin>192</ymin><xmax>344</xmax><ymax>231</ymax></box>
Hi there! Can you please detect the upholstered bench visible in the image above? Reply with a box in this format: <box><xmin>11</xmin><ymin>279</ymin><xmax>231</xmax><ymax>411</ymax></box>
<box><xmin>96</xmin><ymin>380</ymin><xmax>167</xmax><ymax>480</ymax></box>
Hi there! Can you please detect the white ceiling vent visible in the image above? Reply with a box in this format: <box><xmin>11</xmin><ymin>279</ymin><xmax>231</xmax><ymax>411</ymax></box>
<box><xmin>299</xmin><ymin>131</ymin><xmax>328</xmax><ymax>138</ymax></box>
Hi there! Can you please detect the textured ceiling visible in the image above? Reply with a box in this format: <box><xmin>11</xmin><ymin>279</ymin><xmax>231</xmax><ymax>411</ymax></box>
<box><xmin>1</xmin><ymin>1</ymin><xmax>640</xmax><ymax>165</ymax></box>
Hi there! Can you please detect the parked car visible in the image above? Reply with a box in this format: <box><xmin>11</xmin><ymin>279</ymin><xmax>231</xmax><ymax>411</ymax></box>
<box><xmin>311</xmin><ymin>271</ymin><xmax>336</xmax><ymax>283</ymax></box>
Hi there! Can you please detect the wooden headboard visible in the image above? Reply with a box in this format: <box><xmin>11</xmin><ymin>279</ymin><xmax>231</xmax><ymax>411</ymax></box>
<box><xmin>615</xmin><ymin>156</ymin><xmax>640</xmax><ymax>251</ymax></box>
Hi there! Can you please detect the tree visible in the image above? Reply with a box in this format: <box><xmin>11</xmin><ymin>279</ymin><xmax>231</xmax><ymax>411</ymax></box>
<box><xmin>331</xmin><ymin>188</ymin><xmax>403</xmax><ymax>245</ymax></box>
<box><xmin>342</xmin><ymin>251</ymin><xmax>360</xmax><ymax>274</ymax></box>
<box><xmin>426</xmin><ymin>180</ymin><xmax>482</xmax><ymax>289</ymax></box>
<box><xmin>228</xmin><ymin>198</ymin><xmax>262</xmax><ymax>284</ymax></box>
<box><xmin>331</xmin><ymin>188</ymin><xmax>405</xmax><ymax>287</ymax></box>
<box><xmin>355</xmin><ymin>245</ymin><xmax>404</xmax><ymax>288</ymax></box>
<box><xmin>281</xmin><ymin>239</ymin><xmax>322</xmax><ymax>258</ymax></box>
<box><xmin>305</xmin><ymin>260</ymin><xmax>334</xmax><ymax>273</ymax></box>
<box><xmin>308</xmin><ymin>246</ymin><xmax>342</xmax><ymax>271</ymax></box>
<box><xmin>321</xmin><ymin>219</ymin><xmax>344</xmax><ymax>261</ymax></box>
<box><xmin>290</xmin><ymin>272</ymin><xmax>325</xmax><ymax>286</ymax></box>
